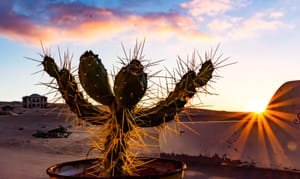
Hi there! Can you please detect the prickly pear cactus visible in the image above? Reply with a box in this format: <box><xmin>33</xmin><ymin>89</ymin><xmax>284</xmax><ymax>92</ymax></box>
<box><xmin>79</xmin><ymin>51</ymin><xmax>114</xmax><ymax>105</ymax></box>
<box><xmin>40</xmin><ymin>42</ymin><xmax>224</xmax><ymax>177</ymax></box>
<box><xmin>114</xmin><ymin>59</ymin><xmax>147</xmax><ymax>108</ymax></box>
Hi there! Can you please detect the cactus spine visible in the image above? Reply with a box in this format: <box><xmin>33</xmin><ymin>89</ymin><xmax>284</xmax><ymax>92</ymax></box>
<box><xmin>41</xmin><ymin>42</ymin><xmax>218</xmax><ymax>177</ymax></box>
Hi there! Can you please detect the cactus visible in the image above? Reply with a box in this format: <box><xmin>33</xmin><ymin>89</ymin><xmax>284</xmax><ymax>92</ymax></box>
<box><xmin>114</xmin><ymin>59</ymin><xmax>147</xmax><ymax>108</ymax></box>
<box><xmin>79</xmin><ymin>51</ymin><xmax>114</xmax><ymax>105</ymax></box>
<box><xmin>41</xmin><ymin>42</ymin><xmax>223</xmax><ymax>177</ymax></box>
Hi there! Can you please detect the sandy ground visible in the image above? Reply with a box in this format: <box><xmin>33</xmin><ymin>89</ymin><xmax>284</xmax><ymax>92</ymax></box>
<box><xmin>1</xmin><ymin>104</ymin><xmax>300</xmax><ymax>179</ymax></box>
<box><xmin>0</xmin><ymin>107</ymin><xmax>95</xmax><ymax>179</ymax></box>
<box><xmin>0</xmin><ymin>105</ymin><xmax>159</xmax><ymax>179</ymax></box>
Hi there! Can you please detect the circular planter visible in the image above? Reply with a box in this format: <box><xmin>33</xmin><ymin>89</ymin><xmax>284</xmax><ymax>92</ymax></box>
<box><xmin>47</xmin><ymin>158</ymin><xmax>186</xmax><ymax>179</ymax></box>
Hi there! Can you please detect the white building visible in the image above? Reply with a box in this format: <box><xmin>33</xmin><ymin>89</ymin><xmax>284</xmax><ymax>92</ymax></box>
<box><xmin>22</xmin><ymin>94</ymin><xmax>47</xmax><ymax>108</ymax></box>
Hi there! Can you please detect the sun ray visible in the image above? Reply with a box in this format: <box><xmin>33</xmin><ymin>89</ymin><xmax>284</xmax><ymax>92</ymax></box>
<box><xmin>261</xmin><ymin>117</ymin><xmax>293</xmax><ymax>167</ymax></box>
<box><xmin>230</xmin><ymin>113</ymin><xmax>257</xmax><ymax>159</ymax></box>
<box><xmin>267</xmin><ymin>97</ymin><xmax>300</xmax><ymax>110</ymax></box>
<box><xmin>265</xmin><ymin>109</ymin><xmax>294</xmax><ymax>120</ymax></box>
<box><xmin>216</xmin><ymin>112</ymin><xmax>248</xmax><ymax>146</ymax></box>
<box><xmin>256</xmin><ymin>114</ymin><xmax>271</xmax><ymax>167</ymax></box>
<box><xmin>264</xmin><ymin>110</ymin><xmax>300</xmax><ymax>143</ymax></box>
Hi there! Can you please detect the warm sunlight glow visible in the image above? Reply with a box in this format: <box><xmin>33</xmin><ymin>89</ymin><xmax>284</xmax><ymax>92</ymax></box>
<box><xmin>244</xmin><ymin>98</ymin><xmax>268</xmax><ymax>113</ymax></box>
<box><xmin>222</xmin><ymin>84</ymin><xmax>300</xmax><ymax>170</ymax></box>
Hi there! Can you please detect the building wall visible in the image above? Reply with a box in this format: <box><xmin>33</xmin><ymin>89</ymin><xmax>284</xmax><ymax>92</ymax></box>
<box><xmin>22</xmin><ymin>94</ymin><xmax>47</xmax><ymax>108</ymax></box>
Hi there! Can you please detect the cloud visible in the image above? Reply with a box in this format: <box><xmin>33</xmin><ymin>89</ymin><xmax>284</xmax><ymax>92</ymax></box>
<box><xmin>228</xmin><ymin>12</ymin><xmax>293</xmax><ymax>40</ymax></box>
<box><xmin>269</xmin><ymin>11</ymin><xmax>284</xmax><ymax>18</ymax></box>
<box><xmin>208</xmin><ymin>19</ymin><xmax>234</xmax><ymax>32</ymax></box>
<box><xmin>207</xmin><ymin>9</ymin><xmax>292</xmax><ymax>40</ymax></box>
<box><xmin>0</xmin><ymin>1</ymin><xmax>212</xmax><ymax>45</ymax></box>
<box><xmin>180</xmin><ymin>0</ymin><xmax>294</xmax><ymax>40</ymax></box>
<box><xmin>180</xmin><ymin>0</ymin><xmax>248</xmax><ymax>21</ymax></box>
<box><xmin>0</xmin><ymin>1</ymin><xmax>54</xmax><ymax>42</ymax></box>
<box><xmin>0</xmin><ymin>1</ymin><xmax>294</xmax><ymax>45</ymax></box>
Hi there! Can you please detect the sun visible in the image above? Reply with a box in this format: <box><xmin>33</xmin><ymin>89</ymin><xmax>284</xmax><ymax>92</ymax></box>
<box><xmin>244</xmin><ymin>98</ymin><xmax>268</xmax><ymax>113</ymax></box>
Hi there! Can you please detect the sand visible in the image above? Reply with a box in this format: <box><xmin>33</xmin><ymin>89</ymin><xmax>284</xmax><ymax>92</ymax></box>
<box><xmin>1</xmin><ymin>102</ymin><xmax>300</xmax><ymax>179</ymax></box>
<box><xmin>0</xmin><ymin>106</ymin><xmax>94</xmax><ymax>179</ymax></box>
<box><xmin>0</xmin><ymin>104</ymin><xmax>160</xmax><ymax>179</ymax></box>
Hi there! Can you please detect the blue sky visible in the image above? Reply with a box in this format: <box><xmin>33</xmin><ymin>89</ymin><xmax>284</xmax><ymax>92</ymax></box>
<box><xmin>0</xmin><ymin>0</ymin><xmax>300</xmax><ymax>111</ymax></box>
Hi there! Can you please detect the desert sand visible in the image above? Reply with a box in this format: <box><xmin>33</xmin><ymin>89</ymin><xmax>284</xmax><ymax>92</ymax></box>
<box><xmin>0</xmin><ymin>104</ymin><xmax>96</xmax><ymax>179</ymax></box>
<box><xmin>0</xmin><ymin>103</ymin><xmax>161</xmax><ymax>179</ymax></box>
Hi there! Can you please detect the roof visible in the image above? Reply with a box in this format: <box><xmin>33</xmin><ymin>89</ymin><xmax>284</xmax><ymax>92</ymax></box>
<box><xmin>30</xmin><ymin>93</ymin><xmax>43</xmax><ymax>97</ymax></box>
<box><xmin>23</xmin><ymin>93</ymin><xmax>47</xmax><ymax>98</ymax></box>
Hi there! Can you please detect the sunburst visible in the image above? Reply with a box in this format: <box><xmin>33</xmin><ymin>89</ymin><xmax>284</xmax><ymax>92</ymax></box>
<box><xmin>222</xmin><ymin>83</ymin><xmax>300</xmax><ymax>169</ymax></box>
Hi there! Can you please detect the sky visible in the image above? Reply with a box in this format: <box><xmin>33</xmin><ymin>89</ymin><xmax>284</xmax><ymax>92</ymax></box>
<box><xmin>0</xmin><ymin>0</ymin><xmax>300</xmax><ymax>112</ymax></box>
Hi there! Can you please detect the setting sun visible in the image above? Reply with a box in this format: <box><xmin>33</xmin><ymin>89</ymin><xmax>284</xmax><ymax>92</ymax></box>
<box><xmin>244</xmin><ymin>99</ymin><xmax>268</xmax><ymax>113</ymax></box>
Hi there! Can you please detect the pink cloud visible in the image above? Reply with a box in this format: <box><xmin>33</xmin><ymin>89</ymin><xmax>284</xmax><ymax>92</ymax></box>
<box><xmin>180</xmin><ymin>0</ymin><xmax>248</xmax><ymax>21</ymax></box>
<box><xmin>229</xmin><ymin>13</ymin><xmax>292</xmax><ymax>40</ymax></box>
<box><xmin>181</xmin><ymin>0</ymin><xmax>233</xmax><ymax>16</ymax></box>
<box><xmin>206</xmin><ymin>10</ymin><xmax>292</xmax><ymax>41</ymax></box>
<box><xmin>269</xmin><ymin>11</ymin><xmax>284</xmax><ymax>18</ymax></box>
<box><xmin>0</xmin><ymin>2</ymin><xmax>211</xmax><ymax>45</ymax></box>
<box><xmin>208</xmin><ymin>19</ymin><xmax>233</xmax><ymax>32</ymax></box>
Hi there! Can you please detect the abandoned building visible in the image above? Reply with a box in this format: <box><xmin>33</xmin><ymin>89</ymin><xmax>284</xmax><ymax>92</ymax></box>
<box><xmin>22</xmin><ymin>94</ymin><xmax>47</xmax><ymax>108</ymax></box>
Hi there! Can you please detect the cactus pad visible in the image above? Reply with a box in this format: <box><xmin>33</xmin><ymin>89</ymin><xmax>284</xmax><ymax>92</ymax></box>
<box><xmin>114</xmin><ymin>59</ymin><xmax>147</xmax><ymax>108</ymax></box>
<box><xmin>195</xmin><ymin>60</ymin><xmax>214</xmax><ymax>87</ymax></box>
<box><xmin>79</xmin><ymin>51</ymin><xmax>114</xmax><ymax>105</ymax></box>
<box><xmin>42</xmin><ymin>56</ymin><xmax>59</xmax><ymax>78</ymax></box>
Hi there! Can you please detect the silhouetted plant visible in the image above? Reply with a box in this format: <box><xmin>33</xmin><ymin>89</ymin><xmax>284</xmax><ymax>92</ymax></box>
<box><xmin>39</xmin><ymin>41</ymin><xmax>227</xmax><ymax>177</ymax></box>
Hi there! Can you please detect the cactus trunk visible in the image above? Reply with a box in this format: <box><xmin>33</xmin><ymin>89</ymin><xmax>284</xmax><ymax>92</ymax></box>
<box><xmin>102</xmin><ymin>109</ymin><xmax>132</xmax><ymax>176</ymax></box>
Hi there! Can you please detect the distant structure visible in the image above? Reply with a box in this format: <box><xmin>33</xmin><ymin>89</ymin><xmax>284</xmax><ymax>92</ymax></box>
<box><xmin>22</xmin><ymin>94</ymin><xmax>47</xmax><ymax>108</ymax></box>
<box><xmin>2</xmin><ymin>105</ymin><xmax>13</xmax><ymax>111</ymax></box>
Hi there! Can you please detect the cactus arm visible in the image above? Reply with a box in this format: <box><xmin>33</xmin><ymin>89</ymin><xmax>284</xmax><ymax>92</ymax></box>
<box><xmin>79</xmin><ymin>51</ymin><xmax>115</xmax><ymax>106</ymax></box>
<box><xmin>194</xmin><ymin>60</ymin><xmax>214</xmax><ymax>87</ymax></box>
<box><xmin>42</xmin><ymin>56</ymin><xmax>60</xmax><ymax>78</ymax></box>
<box><xmin>136</xmin><ymin>60</ymin><xmax>214</xmax><ymax>127</ymax></box>
<box><xmin>42</xmin><ymin>56</ymin><xmax>111</xmax><ymax>125</ymax></box>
